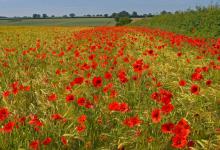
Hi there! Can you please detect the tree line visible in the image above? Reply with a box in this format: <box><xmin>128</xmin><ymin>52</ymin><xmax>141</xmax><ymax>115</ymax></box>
<box><xmin>4</xmin><ymin>8</ymin><xmax>215</xmax><ymax>19</ymax></box>
<box><xmin>0</xmin><ymin>10</ymin><xmax>175</xmax><ymax>20</ymax></box>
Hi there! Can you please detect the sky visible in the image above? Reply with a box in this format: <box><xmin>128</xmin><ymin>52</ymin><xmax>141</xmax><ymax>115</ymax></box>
<box><xmin>0</xmin><ymin>0</ymin><xmax>219</xmax><ymax>17</ymax></box>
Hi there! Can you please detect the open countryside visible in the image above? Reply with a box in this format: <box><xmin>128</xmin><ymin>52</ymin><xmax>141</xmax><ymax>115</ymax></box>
<box><xmin>0</xmin><ymin>1</ymin><xmax>220</xmax><ymax>150</ymax></box>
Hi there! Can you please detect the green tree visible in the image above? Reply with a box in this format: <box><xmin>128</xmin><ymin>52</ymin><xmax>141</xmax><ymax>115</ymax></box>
<box><xmin>42</xmin><ymin>14</ymin><xmax>48</xmax><ymax>18</ymax></box>
<box><xmin>118</xmin><ymin>11</ymin><xmax>130</xmax><ymax>17</ymax></box>
<box><xmin>69</xmin><ymin>13</ymin><xmax>75</xmax><ymax>18</ymax></box>
<box><xmin>132</xmin><ymin>11</ymin><xmax>138</xmax><ymax>17</ymax></box>
<box><xmin>111</xmin><ymin>12</ymin><xmax>117</xmax><ymax>18</ymax></box>
<box><xmin>63</xmin><ymin>15</ymin><xmax>68</xmax><ymax>18</ymax></box>
<box><xmin>33</xmin><ymin>14</ymin><xmax>41</xmax><ymax>19</ymax></box>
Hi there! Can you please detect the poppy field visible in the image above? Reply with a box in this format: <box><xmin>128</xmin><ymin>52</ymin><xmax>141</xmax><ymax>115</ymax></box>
<box><xmin>0</xmin><ymin>26</ymin><xmax>220</xmax><ymax>149</ymax></box>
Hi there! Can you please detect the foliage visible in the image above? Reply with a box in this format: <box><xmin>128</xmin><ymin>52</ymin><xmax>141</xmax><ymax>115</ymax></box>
<box><xmin>69</xmin><ymin>13</ymin><xmax>76</xmax><ymax>18</ymax></box>
<box><xmin>32</xmin><ymin>14</ymin><xmax>41</xmax><ymax>19</ymax></box>
<box><xmin>130</xmin><ymin>5</ymin><xmax>220</xmax><ymax>38</ymax></box>
<box><xmin>42</xmin><ymin>14</ymin><xmax>48</xmax><ymax>19</ymax></box>
<box><xmin>115</xmin><ymin>17</ymin><xmax>132</xmax><ymax>26</ymax></box>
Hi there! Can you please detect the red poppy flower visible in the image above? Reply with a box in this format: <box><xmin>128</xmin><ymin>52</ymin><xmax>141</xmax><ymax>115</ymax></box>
<box><xmin>202</xmin><ymin>66</ymin><xmax>209</xmax><ymax>72</ymax></box>
<box><xmin>56</xmin><ymin>69</ymin><xmax>61</xmax><ymax>75</ymax></box>
<box><xmin>29</xmin><ymin>140</ymin><xmax>40</xmax><ymax>150</ymax></box>
<box><xmin>110</xmin><ymin>89</ymin><xmax>118</xmax><ymax>98</ymax></box>
<box><xmin>151</xmin><ymin>109</ymin><xmax>161</xmax><ymax>123</ymax></box>
<box><xmin>108</xmin><ymin>102</ymin><xmax>129</xmax><ymax>112</ymax></box>
<box><xmin>177</xmin><ymin>118</ymin><xmax>190</xmax><ymax>130</ymax></box>
<box><xmin>147</xmin><ymin>49</ymin><xmax>154</xmax><ymax>56</ymax></box>
<box><xmin>29</xmin><ymin>115</ymin><xmax>43</xmax><ymax>129</ymax></box>
<box><xmin>190</xmin><ymin>84</ymin><xmax>200</xmax><ymax>95</ymax></box>
<box><xmin>177</xmin><ymin>52</ymin><xmax>182</xmax><ymax>57</ymax></box>
<box><xmin>88</xmin><ymin>54</ymin><xmax>96</xmax><ymax>60</ymax></box>
<box><xmin>85</xmin><ymin>100</ymin><xmax>94</xmax><ymax>109</ymax></box>
<box><xmin>173</xmin><ymin>125</ymin><xmax>190</xmax><ymax>137</ymax></box>
<box><xmin>65</xmin><ymin>85</ymin><xmax>72</xmax><ymax>91</ymax></box>
<box><xmin>161</xmin><ymin>103</ymin><xmax>174</xmax><ymax>114</ymax></box>
<box><xmin>77</xmin><ymin>97</ymin><xmax>86</xmax><ymax>106</ymax></box>
<box><xmin>71</xmin><ymin>77</ymin><xmax>84</xmax><ymax>86</ymax></box>
<box><xmin>0</xmin><ymin>107</ymin><xmax>9</xmax><ymax>121</ymax></box>
<box><xmin>191</xmin><ymin>72</ymin><xmax>203</xmax><ymax>81</ymax></box>
<box><xmin>195</xmin><ymin>67</ymin><xmax>203</xmax><ymax>73</ymax></box>
<box><xmin>91</xmin><ymin>61</ymin><xmax>98</xmax><ymax>69</ymax></box>
<box><xmin>151</xmin><ymin>92</ymin><xmax>160</xmax><ymax>102</ymax></box>
<box><xmin>159</xmin><ymin>89</ymin><xmax>172</xmax><ymax>99</ymax></box>
<box><xmin>19</xmin><ymin>85</ymin><xmax>24</xmax><ymax>91</ymax></box>
<box><xmin>123</xmin><ymin>116</ymin><xmax>142</xmax><ymax>128</ymax></box>
<box><xmin>118</xmin><ymin>71</ymin><xmax>128</xmax><ymax>84</ymax></box>
<box><xmin>161</xmin><ymin>122</ymin><xmax>175</xmax><ymax>133</ymax></box>
<box><xmin>51</xmin><ymin>114</ymin><xmax>63</xmax><ymax>121</ymax></box>
<box><xmin>48</xmin><ymin>93</ymin><xmax>57</xmax><ymax>101</ymax></box>
<box><xmin>133</xmin><ymin>59</ymin><xmax>144</xmax><ymax>72</ymax></box>
<box><xmin>186</xmin><ymin>58</ymin><xmax>191</xmax><ymax>63</ymax></box>
<box><xmin>24</xmin><ymin>86</ymin><xmax>31</xmax><ymax>91</ymax></box>
<box><xmin>104</xmin><ymin>72</ymin><xmax>112</xmax><ymax>80</ymax></box>
<box><xmin>77</xmin><ymin>115</ymin><xmax>87</xmax><ymax>124</ymax></box>
<box><xmin>42</xmin><ymin>137</ymin><xmax>52</xmax><ymax>145</ymax></box>
<box><xmin>76</xmin><ymin>124</ymin><xmax>86</xmax><ymax>133</ymax></box>
<box><xmin>179</xmin><ymin>80</ymin><xmax>186</xmax><ymax>86</ymax></box>
<box><xmin>119</xmin><ymin>102</ymin><xmax>129</xmax><ymax>112</ymax></box>
<box><xmin>172</xmin><ymin>136</ymin><xmax>187</xmax><ymax>149</ymax></box>
<box><xmin>92</xmin><ymin>76</ymin><xmax>102</xmax><ymax>88</ymax></box>
<box><xmin>206</xmin><ymin>80</ymin><xmax>212</xmax><ymax>86</ymax></box>
<box><xmin>65</xmin><ymin>94</ymin><xmax>75</xmax><ymax>102</ymax></box>
<box><xmin>11</xmin><ymin>81</ymin><xmax>19</xmax><ymax>89</ymax></box>
<box><xmin>2</xmin><ymin>91</ymin><xmax>10</xmax><ymax>97</ymax></box>
<box><xmin>12</xmin><ymin>88</ymin><xmax>19</xmax><ymax>95</ymax></box>
<box><xmin>19</xmin><ymin>116</ymin><xmax>26</xmax><ymax>125</ymax></box>
<box><xmin>61</xmin><ymin>136</ymin><xmax>68</xmax><ymax>145</ymax></box>
<box><xmin>161</xmin><ymin>95</ymin><xmax>171</xmax><ymax>104</ymax></box>
<box><xmin>132</xmin><ymin>76</ymin><xmax>138</xmax><ymax>81</ymax></box>
<box><xmin>108</xmin><ymin>102</ymin><xmax>120</xmax><ymax>111</ymax></box>
<box><xmin>2</xmin><ymin>121</ymin><xmax>15</xmax><ymax>133</ymax></box>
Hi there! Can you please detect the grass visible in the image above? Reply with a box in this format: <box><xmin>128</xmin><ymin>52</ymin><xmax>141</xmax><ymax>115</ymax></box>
<box><xmin>0</xmin><ymin>26</ymin><xmax>219</xmax><ymax>150</ymax></box>
<box><xmin>129</xmin><ymin>5</ymin><xmax>220</xmax><ymax>38</ymax></box>
<box><xmin>0</xmin><ymin>18</ymin><xmax>116</xmax><ymax>26</ymax></box>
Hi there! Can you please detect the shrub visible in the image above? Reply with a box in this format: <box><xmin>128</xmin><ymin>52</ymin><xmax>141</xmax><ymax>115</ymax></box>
<box><xmin>115</xmin><ymin>17</ymin><xmax>132</xmax><ymax>26</ymax></box>
<box><xmin>130</xmin><ymin>5</ymin><xmax>220</xmax><ymax>38</ymax></box>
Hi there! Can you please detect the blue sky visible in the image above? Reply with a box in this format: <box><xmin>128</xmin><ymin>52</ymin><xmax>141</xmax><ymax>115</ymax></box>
<box><xmin>0</xmin><ymin>0</ymin><xmax>219</xmax><ymax>17</ymax></box>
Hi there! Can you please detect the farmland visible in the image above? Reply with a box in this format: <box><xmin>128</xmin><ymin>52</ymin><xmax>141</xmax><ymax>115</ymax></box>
<box><xmin>0</xmin><ymin>18</ymin><xmax>116</xmax><ymax>26</ymax></box>
<box><xmin>0</xmin><ymin>26</ymin><xmax>220</xmax><ymax>149</ymax></box>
